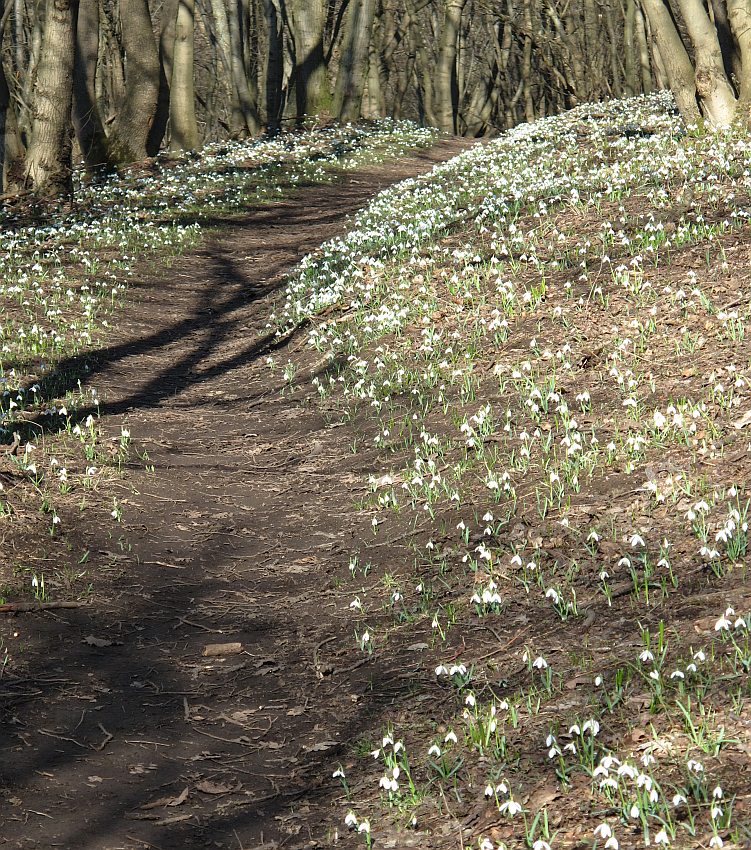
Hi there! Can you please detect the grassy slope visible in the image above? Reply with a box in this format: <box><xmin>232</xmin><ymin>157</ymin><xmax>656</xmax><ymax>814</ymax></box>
<box><xmin>276</xmin><ymin>93</ymin><xmax>751</xmax><ymax>849</ymax></box>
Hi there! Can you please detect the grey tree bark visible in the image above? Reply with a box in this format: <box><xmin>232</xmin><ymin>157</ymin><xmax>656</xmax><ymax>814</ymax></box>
<box><xmin>434</xmin><ymin>0</ymin><xmax>466</xmax><ymax>132</ymax></box>
<box><xmin>109</xmin><ymin>0</ymin><xmax>160</xmax><ymax>162</ymax></box>
<box><xmin>333</xmin><ymin>0</ymin><xmax>377</xmax><ymax>123</ymax></box>
<box><xmin>289</xmin><ymin>0</ymin><xmax>328</xmax><ymax>117</ymax></box>
<box><xmin>170</xmin><ymin>0</ymin><xmax>199</xmax><ymax>150</ymax></box>
<box><xmin>639</xmin><ymin>0</ymin><xmax>701</xmax><ymax>123</ymax></box>
<box><xmin>25</xmin><ymin>0</ymin><xmax>78</xmax><ymax>196</ymax></box>
<box><xmin>72</xmin><ymin>0</ymin><xmax>111</xmax><ymax>172</ymax></box>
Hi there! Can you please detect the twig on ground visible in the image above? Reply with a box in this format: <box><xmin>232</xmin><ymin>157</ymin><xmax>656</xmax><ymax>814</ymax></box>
<box><xmin>0</xmin><ymin>600</ymin><xmax>88</xmax><ymax>614</ymax></box>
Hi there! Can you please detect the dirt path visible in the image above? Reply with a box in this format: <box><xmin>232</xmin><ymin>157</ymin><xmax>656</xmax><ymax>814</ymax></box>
<box><xmin>0</xmin><ymin>140</ymin><xmax>472</xmax><ymax>850</ymax></box>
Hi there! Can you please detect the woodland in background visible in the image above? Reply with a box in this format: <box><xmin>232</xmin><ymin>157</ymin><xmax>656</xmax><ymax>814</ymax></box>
<box><xmin>3</xmin><ymin>0</ymin><xmax>734</xmax><ymax>199</ymax></box>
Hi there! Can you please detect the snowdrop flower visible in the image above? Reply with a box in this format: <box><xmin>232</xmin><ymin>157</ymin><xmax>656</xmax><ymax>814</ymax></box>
<box><xmin>499</xmin><ymin>799</ymin><xmax>522</xmax><ymax>816</ymax></box>
<box><xmin>532</xmin><ymin>841</ymin><xmax>551</xmax><ymax>850</ymax></box>
<box><xmin>629</xmin><ymin>803</ymin><xmax>640</xmax><ymax>819</ymax></box>
<box><xmin>672</xmin><ymin>793</ymin><xmax>686</xmax><ymax>807</ymax></box>
<box><xmin>357</xmin><ymin>819</ymin><xmax>370</xmax><ymax>834</ymax></box>
<box><xmin>715</xmin><ymin>612</ymin><xmax>732</xmax><ymax>631</ymax></box>
<box><xmin>533</xmin><ymin>655</ymin><xmax>548</xmax><ymax>670</ymax></box>
<box><xmin>444</xmin><ymin>730</ymin><xmax>458</xmax><ymax>744</ymax></box>
<box><xmin>709</xmin><ymin>836</ymin><xmax>723</xmax><ymax>849</ymax></box>
<box><xmin>630</xmin><ymin>533</ymin><xmax>645</xmax><ymax>548</ymax></box>
<box><xmin>428</xmin><ymin>744</ymin><xmax>441</xmax><ymax>757</ymax></box>
<box><xmin>332</xmin><ymin>767</ymin><xmax>345</xmax><ymax>779</ymax></box>
<box><xmin>344</xmin><ymin>810</ymin><xmax>358</xmax><ymax>828</ymax></box>
<box><xmin>654</xmin><ymin>829</ymin><xmax>669</xmax><ymax>846</ymax></box>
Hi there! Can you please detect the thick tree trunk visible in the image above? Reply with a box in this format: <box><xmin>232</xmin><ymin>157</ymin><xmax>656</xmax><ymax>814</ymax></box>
<box><xmin>110</xmin><ymin>0</ymin><xmax>160</xmax><ymax>162</ymax></box>
<box><xmin>72</xmin><ymin>0</ymin><xmax>112</xmax><ymax>172</ymax></box>
<box><xmin>434</xmin><ymin>0</ymin><xmax>466</xmax><ymax>133</ymax></box>
<box><xmin>674</xmin><ymin>0</ymin><xmax>737</xmax><ymax>125</ymax></box>
<box><xmin>289</xmin><ymin>0</ymin><xmax>328</xmax><ymax>118</ymax></box>
<box><xmin>25</xmin><ymin>0</ymin><xmax>78</xmax><ymax>197</ymax></box>
<box><xmin>333</xmin><ymin>0</ymin><xmax>377</xmax><ymax>123</ymax></box>
<box><xmin>170</xmin><ymin>0</ymin><xmax>199</xmax><ymax>150</ymax></box>
<box><xmin>639</xmin><ymin>0</ymin><xmax>701</xmax><ymax>123</ymax></box>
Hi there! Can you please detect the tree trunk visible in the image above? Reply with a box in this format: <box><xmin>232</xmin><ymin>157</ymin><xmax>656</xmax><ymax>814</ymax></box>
<box><xmin>228</xmin><ymin>0</ymin><xmax>260</xmax><ymax>134</ymax></box>
<box><xmin>25</xmin><ymin>0</ymin><xmax>78</xmax><ymax>197</ymax></box>
<box><xmin>434</xmin><ymin>0</ymin><xmax>466</xmax><ymax>133</ymax></box>
<box><xmin>262</xmin><ymin>0</ymin><xmax>283</xmax><ymax>132</ymax></box>
<box><xmin>170</xmin><ymin>0</ymin><xmax>199</xmax><ymax>150</ymax></box>
<box><xmin>110</xmin><ymin>0</ymin><xmax>160</xmax><ymax>161</ymax></box>
<box><xmin>0</xmin><ymin>0</ymin><xmax>24</xmax><ymax>192</ymax></box>
<box><xmin>289</xmin><ymin>0</ymin><xmax>328</xmax><ymax>118</ymax></box>
<box><xmin>635</xmin><ymin>2</ymin><xmax>653</xmax><ymax>92</ymax></box>
<box><xmin>639</xmin><ymin>0</ymin><xmax>701</xmax><ymax>123</ymax></box>
<box><xmin>333</xmin><ymin>0</ymin><xmax>377</xmax><ymax>123</ymax></box>
<box><xmin>147</xmin><ymin>0</ymin><xmax>179</xmax><ymax>155</ymax></box>
<box><xmin>674</xmin><ymin>0</ymin><xmax>736</xmax><ymax>125</ymax></box>
<box><xmin>209</xmin><ymin>0</ymin><xmax>244</xmax><ymax>134</ymax></box>
<box><xmin>727</xmin><ymin>0</ymin><xmax>751</xmax><ymax>120</ymax></box>
<box><xmin>72</xmin><ymin>0</ymin><xmax>112</xmax><ymax>171</ymax></box>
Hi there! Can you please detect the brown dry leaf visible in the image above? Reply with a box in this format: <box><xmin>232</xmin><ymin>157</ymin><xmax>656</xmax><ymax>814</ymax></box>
<box><xmin>304</xmin><ymin>740</ymin><xmax>339</xmax><ymax>752</ymax></box>
<box><xmin>734</xmin><ymin>410</ymin><xmax>751</xmax><ymax>429</ymax></box>
<box><xmin>83</xmin><ymin>635</ymin><xmax>113</xmax><ymax>648</ymax></box>
<box><xmin>202</xmin><ymin>642</ymin><xmax>243</xmax><ymax>657</ymax></box>
<box><xmin>527</xmin><ymin>784</ymin><xmax>561</xmax><ymax>810</ymax></box>
<box><xmin>195</xmin><ymin>780</ymin><xmax>233</xmax><ymax>795</ymax></box>
<box><xmin>286</xmin><ymin>706</ymin><xmax>305</xmax><ymax>716</ymax></box>
<box><xmin>168</xmin><ymin>787</ymin><xmax>190</xmax><ymax>807</ymax></box>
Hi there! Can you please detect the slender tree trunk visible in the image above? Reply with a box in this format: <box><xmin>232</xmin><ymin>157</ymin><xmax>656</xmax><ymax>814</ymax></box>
<box><xmin>727</xmin><ymin>0</ymin><xmax>751</xmax><ymax>121</ymax></box>
<box><xmin>170</xmin><ymin>0</ymin><xmax>199</xmax><ymax>150</ymax></box>
<box><xmin>209</xmin><ymin>0</ymin><xmax>244</xmax><ymax>134</ymax></box>
<box><xmin>228</xmin><ymin>0</ymin><xmax>260</xmax><ymax>134</ymax></box>
<box><xmin>623</xmin><ymin>0</ymin><xmax>638</xmax><ymax>95</ymax></box>
<box><xmin>72</xmin><ymin>0</ymin><xmax>111</xmax><ymax>171</ymax></box>
<box><xmin>333</xmin><ymin>0</ymin><xmax>377</xmax><ymax>123</ymax></box>
<box><xmin>147</xmin><ymin>0</ymin><xmax>179</xmax><ymax>154</ymax></box>
<box><xmin>635</xmin><ymin>2</ymin><xmax>653</xmax><ymax>92</ymax></box>
<box><xmin>263</xmin><ymin>0</ymin><xmax>283</xmax><ymax>132</ymax></box>
<box><xmin>289</xmin><ymin>0</ymin><xmax>328</xmax><ymax>118</ymax></box>
<box><xmin>110</xmin><ymin>0</ymin><xmax>160</xmax><ymax>161</ymax></box>
<box><xmin>434</xmin><ymin>0</ymin><xmax>466</xmax><ymax>132</ymax></box>
<box><xmin>0</xmin><ymin>0</ymin><xmax>24</xmax><ymax>191</ymax></box>
<box><xmin>712</xmin><ymin>0</ymin><xmax>742</xmax><ymax>87</ymax></box>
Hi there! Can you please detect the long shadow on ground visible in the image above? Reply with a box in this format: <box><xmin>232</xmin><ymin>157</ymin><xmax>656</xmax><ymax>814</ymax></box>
<box><xmin>0</xmin><ymin>140</ymin><xmax>474</xmax><ymax>850</ymax></box>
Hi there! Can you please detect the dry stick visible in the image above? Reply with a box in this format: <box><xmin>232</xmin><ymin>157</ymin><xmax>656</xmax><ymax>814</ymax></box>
<box><xmin>0</xmin><ymin>600</ymin><xmax>88</xmax><ymax>614</ymax></box>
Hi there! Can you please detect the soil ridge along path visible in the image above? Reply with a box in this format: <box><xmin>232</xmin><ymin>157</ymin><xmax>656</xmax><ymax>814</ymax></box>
<box><xmin>0</xmin><ymin>139</ymin><xmax>473</xmax><ymax>850</ymax></box>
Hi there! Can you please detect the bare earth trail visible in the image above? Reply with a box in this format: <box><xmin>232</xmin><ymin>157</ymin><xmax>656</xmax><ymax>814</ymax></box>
<box><xmin>0</xmin><ymin>140</ymin><xmax>473</xmax><ymax>850</ymax></box>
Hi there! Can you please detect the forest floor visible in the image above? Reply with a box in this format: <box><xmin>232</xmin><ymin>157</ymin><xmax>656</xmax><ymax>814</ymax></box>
<box><xmin>0</xmin><ymin>136</ymin><xmax>474</xmax><ymax>850</ymax></box>
<box><xmin>6</xmin><ymin>94</ymin><xmax>751</xmax><ymax>850</ymax></box>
